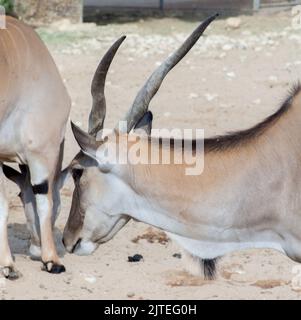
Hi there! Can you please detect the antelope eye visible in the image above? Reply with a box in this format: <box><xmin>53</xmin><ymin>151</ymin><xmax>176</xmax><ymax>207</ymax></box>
<box><xmin>72</xmin><ymin>168</ymin><xmax>84</xmax><ymax>180</ymax></box>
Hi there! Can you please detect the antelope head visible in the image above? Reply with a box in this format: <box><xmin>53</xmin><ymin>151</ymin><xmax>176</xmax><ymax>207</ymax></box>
<box><xmin>63</xmin><ymin>14</ymin><xmax>219</xmax><ymax>255</ymax></box>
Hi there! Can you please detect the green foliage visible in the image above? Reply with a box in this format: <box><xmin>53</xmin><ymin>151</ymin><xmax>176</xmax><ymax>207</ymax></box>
<box><xmin>0</xmin><ymin>0</ymin><xmax>14</xmax><ymax>14</ymax></box>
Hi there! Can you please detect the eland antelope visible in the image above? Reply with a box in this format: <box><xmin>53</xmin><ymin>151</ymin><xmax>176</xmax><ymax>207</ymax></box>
<box><xmin>0</xmin><ymin>16</ymin><xmax>70</xmax><ymax>279</ymax></box>
<box><xmin>63</xmin><ymin>13</ymin><xmax>301</xmax><ymax>278</ymax></box>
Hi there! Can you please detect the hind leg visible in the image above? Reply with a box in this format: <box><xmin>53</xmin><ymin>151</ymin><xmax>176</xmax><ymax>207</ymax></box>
<box><xmin>0</xmin><ymin>165</ymin><xmax>21</xmax><ymax>280</ymax></box>
<box><xmin>27</xmin><ymin>155</ymin><xmax>65</xmax><ymax>274</ymax></box>
<box><xmin>3</xmin><ymin>164</ymin><xmax>42</xmax><ymax>259</ymax></box>
<box><xmin>18</xmin><ymin>165</ymin><xmax>42</xmax><ymax>259</ymax></box>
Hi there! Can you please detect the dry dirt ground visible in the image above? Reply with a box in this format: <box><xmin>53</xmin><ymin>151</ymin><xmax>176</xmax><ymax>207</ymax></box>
<box><xmin>2</xmin><ymin>10</ymin><xmax>301</xmax><ymax>300</ymax></box>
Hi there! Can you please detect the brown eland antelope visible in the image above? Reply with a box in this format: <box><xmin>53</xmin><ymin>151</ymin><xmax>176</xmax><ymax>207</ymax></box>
<box><xmin>62</xmin><ymin>13</ymin><xmax>301</xmax><ymax>279</ymax></box>
<box><xmin>0</xmin><ymin>16</ymin><xmax>70</xmax><ymax>279</ymax></box>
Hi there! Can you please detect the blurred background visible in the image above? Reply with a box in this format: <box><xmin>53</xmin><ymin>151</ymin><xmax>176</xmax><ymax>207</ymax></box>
<box><xmin>0</xmin><ymin>1</ymin><xmax>300</xmax><ymax>24</ymax></box>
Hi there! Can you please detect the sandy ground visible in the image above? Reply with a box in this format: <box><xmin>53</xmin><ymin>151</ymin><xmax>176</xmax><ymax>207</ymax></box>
<box><xmin>2</xmin><ymin>10</ymin><xmax>301</xmax><ymax>300</ymax></box>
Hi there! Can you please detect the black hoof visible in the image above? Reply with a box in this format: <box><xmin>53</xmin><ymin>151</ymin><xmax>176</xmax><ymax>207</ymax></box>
<box><xmin>2</xmin><ymin>267</ymin><xmax>22</xmax><ymax>280</ymax></box>
<box><xmin>42</xmin><ymin>261</ymin><xmax>66</xmax><ymax>274</ymax></box>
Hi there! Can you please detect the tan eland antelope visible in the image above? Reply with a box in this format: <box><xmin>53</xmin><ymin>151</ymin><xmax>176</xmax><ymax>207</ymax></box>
<box><xmin>0</xmin><ymin>16</ymin><xmax>71</xmax><ymax>279</ymax></box>
<box><xmin>62</xmin><ymin>13</ymin><xmax>301</xmax><ymax>279</ymax></box>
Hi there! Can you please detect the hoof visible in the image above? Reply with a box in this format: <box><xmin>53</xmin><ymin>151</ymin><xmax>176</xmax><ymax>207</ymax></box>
<box><xmin>42</xmin><ymin>261</ymin><xmax>66</xmax><ymax>274</ymax></box>
<box><xmin>1</xmin><ymin>267</ymin><xmax>22</xmax><ymax>280</ymax></box>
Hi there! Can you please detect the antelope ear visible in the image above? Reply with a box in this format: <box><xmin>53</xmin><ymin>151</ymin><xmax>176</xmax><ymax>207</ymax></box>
<box><xmin>2</xmin><ymin>165</ymin><xmax>26</xmax><ymax>188</ymax></box>
<box><xmin>134</xmin><ymin>111</ymin><xmax>153</xmax><ymax>135</ymax></box>
<box><xmin>71</xmin><ymin>122</ymin><xmax>101</xmax><ymax>160</ymax></box>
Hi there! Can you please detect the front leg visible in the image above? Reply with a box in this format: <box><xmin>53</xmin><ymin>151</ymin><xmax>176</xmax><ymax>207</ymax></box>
<box><xmin>28</xmin><ymin>159</ymin><xmax>65</xmax><ymax>274</ymax></box>
<box><xmin>0</xmin><ymin>165</ymin><xmax>21</xmax><ymax>280</ymax></box>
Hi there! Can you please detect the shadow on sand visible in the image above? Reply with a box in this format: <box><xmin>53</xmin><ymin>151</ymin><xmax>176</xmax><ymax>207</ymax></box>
<box><xmin>8</xmin><ymin>223</ymin><xmax>66</xmax><ymax>258</ymax></box>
